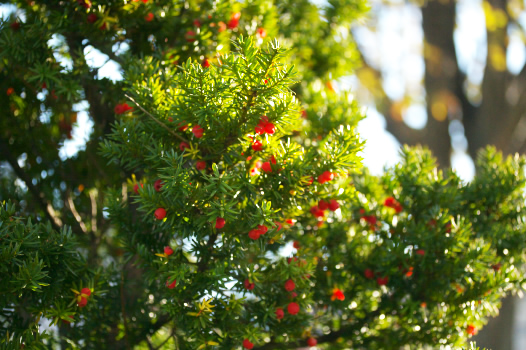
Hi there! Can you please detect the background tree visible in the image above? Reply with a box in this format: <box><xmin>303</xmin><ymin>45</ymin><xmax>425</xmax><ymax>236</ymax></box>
<box><xmin>350</xmin><ymin>0</ymin><xmax>526</xmax><ymax>347</ymax></box>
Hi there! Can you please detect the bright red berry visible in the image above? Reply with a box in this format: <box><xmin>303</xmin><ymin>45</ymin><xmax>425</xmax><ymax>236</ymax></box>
<box><xmin>228</xmin><ymin>12</ymin><xmax>241</xmax><ymax>29</ymax></box>
<box><xmin>264</xmin><ymin>122</ymin><xmax>275</xmax><ymax>134</ymax></box>
<box><xmin>467</xmin><ymin>324</ymin><xmax>477</xmax><ymax>335</ymax></box>
<box><xmin>275</xmin><ymin>308</ymin><xmax>284</xmax><ymax>320</ymax></box>
<box><xmin>87</xmin><ymin>14</ymin><xmax>97</xmax><ymax>23</ymax></box>
<box><xmin>376</xmin><ymin>276</ymin><xmax>389</xmax><ymax>286</ymax></box>
<box><xmin>284</xmin><ymin>279</ymin><xmax>295</xmax><ymax>292</ymax></box>
<box><xmin>274</xmin><ymin>221</ymin><xmax>283</xmax><ymax>231</ymax></box>
<box><xmin>257</xmin><ymin>225</ymin><xmax>268</xmax><ymax>234</ymax></box>
<box><xmin>215</xmin><ymin>217</ymin><xmax>226</xmax><ymax>229</ymax></box>
<box><xmin>307</xmin><ymin>337</ymin><xmax>317</xmax><ymax>347</ymax></box>
<box><xmin>331</xmin><ymin>288</ymin><xmax>345</xmax><ymax>301</ymax></box>
<box><xmin>77</xmin><ymin>297</ymin><xmax>88</xmax><ymax>308</ymax></box>
<box><xmin>317</xmin><ymin>171</ymin><xmax>334</xmax><ymax>184</ymax></box>
<box><xmin>114</xmin><ymin>103</ymin><xmax>133</xmax><ymax>115</ymax></box>
<box><xmin>256</xmin><ymin>27</ymin><xmax>267</xmax><ymax>39</ymax></box>
<box><xmin>242</xmin><ymin>339</ymin><xmax>254</xmax><ymax>350</ymax></box>
<box><xmin>318</xmin><ymin>200</ymin><xmax>329</xmax><ymax>211</ymax></box>
<box><xmin>202</xmin><ymin>58</ymin><xmax>210</xmax><ymax>68</ymax></box>
<box><xmin>145</xmin><ymin>12</ymin><xmax>154</xmax><ymax>22</ymax></box>
<box><xmin>164</xmin><ymin>246</ymin><xmax>174</xmax><ymax>256</ymax></box>
<box><xmin>81</xmin><ymin>287</ymin><xmax>91</xmax><ymax>296</ymax></box>
<box><xmin>244</xmin><ymin>279</ymin><xmax>255</xmax><ymax>290</ymax></box>
<box><xmin>364</xmin><ymin>268</ymin><xmax>375</xmax><ymax>279</ymax></box>
<box><xmin>166</xmin><ymin>279</ymin><xmax>177</xmax><ymax>289</ymax></box>
<box><xmin>133</xmin><ymin>183</ymin><xmax>141</xmax><ymax>194</ymax></box>
<box><xmin>248</xmin><ymin>228</ymin><xmax>261</xmax><ymax>240</ymax></box>
<box><xmin>310</xmin><ymin>205</ymin><xmax>325</xmax><ymax>218</ymax></box>
<box><xmin>196</xmin><ymin>160</ymin><xmax>206</xmax><ymax>170</ymax></box>
<box><xmin>154</xmin><ymin>208</ymin><xmax>166</xmax><ymax>220</ymax></box>
<box><xmin>252</xmin><ymin>140</ymin><xmax>263</xmax><ymax>152</ymax></box>
<box><xmin>154</xmin><ymin>179</ymin><xmax>163</xmax><ymax>192</ymax></box>
<box><xmin>255</xmin><ymin>122</ymin><xmax>266</xmax><ymax>135</ymax></box>
<box><xmin>328</xmin><ymin>199</ymin><xmax>340</xmax><ymax>211</ymax></box>
<box><xmin>261</xmin><ymin>161</ymin><xmax>272</xmax><ymax>173</ymax></box>
<box><xmin>192</xmin><ymin>125</ymin><xmax>204</xmax><ymax>138</ymax></box>
<box><xmin>287</xmin><ymin>302</ymin><xmax>300</xmax><ymax>315</ymax></box>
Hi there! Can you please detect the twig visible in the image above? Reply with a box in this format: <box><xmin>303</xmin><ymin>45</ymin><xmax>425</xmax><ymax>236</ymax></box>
<box><xmin>89</xmin><ymin>190</ymin><xmax>98</xmax><ymax>233</ymax></box>
<box><xmin>124</xmin><ymin>94</ymin><xmax>190</xmax><ymax>143</ymax></box>
<box><xmin>66</xmin><ymin>194</ymin><xmax>88</xmax><ymax>233</ymax></box>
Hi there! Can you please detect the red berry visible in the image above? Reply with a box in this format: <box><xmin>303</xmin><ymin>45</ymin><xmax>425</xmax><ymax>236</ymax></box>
<box><xmin>467</xmin><ymin>324</ymin><xmax>477</xmax><ymax>335</ymax></box>
<box><xmin>416</xmin><ymin>249</ymin><xmax>425</xmax><ymax>256</ymax></box>
<box><xmin>196</xmin><ymin>160</ymin><xmax>206</xmax><ymax>170</ymax></box>
<box><xmin>114</xmin><ymin>103</ymin><xmax>133</xmax><ymax>115</ymax></box>
<box><xmin>164</xmin><ymin>246</ymin><xmax>174</xmax><ymax>256</ymax></box>
<box><xmin>331</xmin><ymin>288</ymin><xmax>345</xmax><ymax>301</ymax></box>
<box><xmin>492</xmin><ymin>263</ymin><xmax>502</xmax><ymax>271</ymax></box>
<box><xmin>274</xmin><ymin>221</ymin><xmax>283</xmax><ymax>231</ymax></box>
<box><xmin>185</xmin><ymin>30</ymin><xmax>196</xmax><ymax>42</ymax></box>
<box><xmin>215</xmin><ymin>217</ymin><xmax>226</xmax><ymax>229</ymax></box>
<box><xmin>178</xmin><ymin>122</ymin><xmax>188</xmax><ymax>131</ymax></box>
<box><xmin>284</xmin><ymin>279</ymin><xmax>295</xmax><ymax>292</ymax></box>
<box><xmin>384</xmin><ymin>197</ymin><xmax>396</xmax><ymax>207</ymax></box>
<box><xmin>328</xmin><ymin>199</ymin><xmax>340</xmax><ymax>211</ymax></box>
<box><xmin>293</xmin><ymin>241</ymin><xmax>300</xmax><ymax>249</ymax></box>
<box><xmin>376</xmin><ymin>276</ymin><xmax>389</xmax><ymax>286</ymax></box>
<box><xmin>289</xmin><ymin>291</ymin><xmax>298</xmax><ymax>298</ymax></box>
<box><xmin>255</xmin><ymin>122</ymin><xmax>266</xmax><ymax>135</ymax></box>
<box><xmin>133</xmin><ymin>183</ymin><xmax>143</xmax><ymax>194</ymax></box>
<box><xmin>256</xmin><ymin>27</ymin><xmax>267</xmax><ymax>39</ymax></box>
<box><xmin>77</xmin><ymin>0</ymin><xmax>91</xmax><ymax>8</ymax></box>
<box><xmin>77</xmin><ymin>297</ymin><xmax>88</xmax><ymax>308</ymax></box>
<box><xmin>154</xmin><ymin>208</ymin><xmax>166</xmax><ymax>220</ymax></box>
<box><xmin>317</xmin><ymin>171</ymin><xmax>334</xmax><ymax>184</ymax></box>
<box><xmin>166</xmin><ymin>279</ymin><xmax>177</xmax><ymax>289</ymax></box>
<box><xmin>307</xmin><ymin>337</ymin><xmax>317</xmax><ymax>347</ymax></box>
<box><xmin>81</xmin><ymin>287</ymin><xmax>91</xmax><ymax>296</ymax></box>
<box><xmin>87</xmin><ymin>14</ymin><xmax>97</xmax><ymax>23</ymax></box>
<box><xmin>242</xmin><ymin>339</ymin><xmax>254</xmax><ymax>350</ymax></box>
<box><xmin>252</xmin><ymin>140</ymin><xmax>263</xmax><ymax>152</ymax></box>
<box><xmin>192</xmin><ymin>125</ymin><xmax>204</xmax><ymax>138</ymax></box>
<box><xmin>275</xmin><ymin>308</ymin><xmax>284</xmax><ymax>320</ymax></box>
<box><xmin>261</xmin><ymin>161</ymin><xmax>272</xmax><ymax>173</ymax></box>
<box><xmin>145</xmin><ymin>12</ymin><xmax>154</xmax><ymax>22</ymax></box>
<box><xmin>257</xmin><ymin>225</ymin><xmax>268</xmax><ymax>234</ymax></box>
<box><xmin>248</xmin><ymin>228</ymin><xmax>261</xmax><ymax>240</ymax></box>
<box><xmin>244</xmin><ymin>279</ymin><xmax>255</xmax><ymax>290</ymax></box>
<box><xmin>310</xmin><ymin>205</ymin><xmax>324</xmax><ymax>218</ymax></box>
<box><xmin>287</xmin><ymin>302</ymin><xmax>300</xmax><ymax>315</ymax></box>
<box><xmin>193</xmin><ymin>19</ymin><xmax>201</xmax><ymax>27</ymax></box>
<box><xmin>228</xmin><ymin>12</ymin><xmax>241</xmax><ymax>29</ymax></box>
<box><xmin>270</xmin><ymin>155</ymin><xmax>277</xmax><ymax>164</ymax></box>
<box><xmin>202</xmin><ymin>58</ymin><xmax>210</xmax><ymax>68</ymax></box>
<box><xmin>179</xmin><ymin>142</ymin><xmax>190</xmax><ymax>151</ymax></box>
<box><xmin>364</xmin><ymin>269</ymin><xmax>375</xmax><ymax>279</ymax></box>
<box><xmin>264</xmin><ymin>122</ymin><xmax>275</xmax><ymax>134</ymax></box>
<box><xmin>154</xmin><ymin>179</ymin><xmax>163</xmax><ymax>192</ymax></box>
<box><xmin>318</xmin><ymin>200</ymin><xmax>329</xmax><ymax>211</ymax></box>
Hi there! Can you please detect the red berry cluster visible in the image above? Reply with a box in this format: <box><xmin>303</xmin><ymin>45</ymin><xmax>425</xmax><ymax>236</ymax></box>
<box><xmin>255</xmin><ymin>116</ymin><xmax>276</xmax><ymax>135</ymax></box>
<box><xmin>331</xmin><ymin>288</ymin><xmax>345</xmax><ymax>301</ymax></box>
<box><xmin>248</xmin><ymin>224</ymin><xmax>268</xmax><ymax>240</ymax></box>
<box><xmin>384</xmin><ymin>196</ymin><xmax>403</xmax><ymax>213</ymax></box>
<box><xmin>311</xmin><ymin>199</ymin><xmax>340</xmax><ymax>217</ymax></box>
<box><xmin>114</xmin><ymin>103</ymin><xmax>133</xmax><ymax>115</ymax></box>
<box><xmin>75</xmin><ymin>287</ymin><xmax>92</xmax><ymax>308</ymax></box>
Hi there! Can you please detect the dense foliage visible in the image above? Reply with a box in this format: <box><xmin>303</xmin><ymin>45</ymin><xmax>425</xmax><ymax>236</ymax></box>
<box><xmin>1</xmin><ymin>1</ymin><xmax>525</xmax><ymax>349</ymax></box>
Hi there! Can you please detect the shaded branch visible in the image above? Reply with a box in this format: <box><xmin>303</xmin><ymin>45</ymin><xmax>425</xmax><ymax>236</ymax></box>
<box><xmin>0</xmin><ymin>138</ymin><xmax>63</xmax><ymax>232</ymax></box>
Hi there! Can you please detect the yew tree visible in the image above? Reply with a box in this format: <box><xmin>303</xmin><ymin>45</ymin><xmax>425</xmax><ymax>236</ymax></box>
<box><xmin>1</xmin><ymin>1</ymin><xmax>526</xmax><ymax>350</ymax></box>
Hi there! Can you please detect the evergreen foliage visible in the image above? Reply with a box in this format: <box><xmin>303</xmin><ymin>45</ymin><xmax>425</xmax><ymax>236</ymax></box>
<box><xmin>1</xmin><ymin>0</ymin><xmax>526</xmax><ymax>349</ymax></box>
